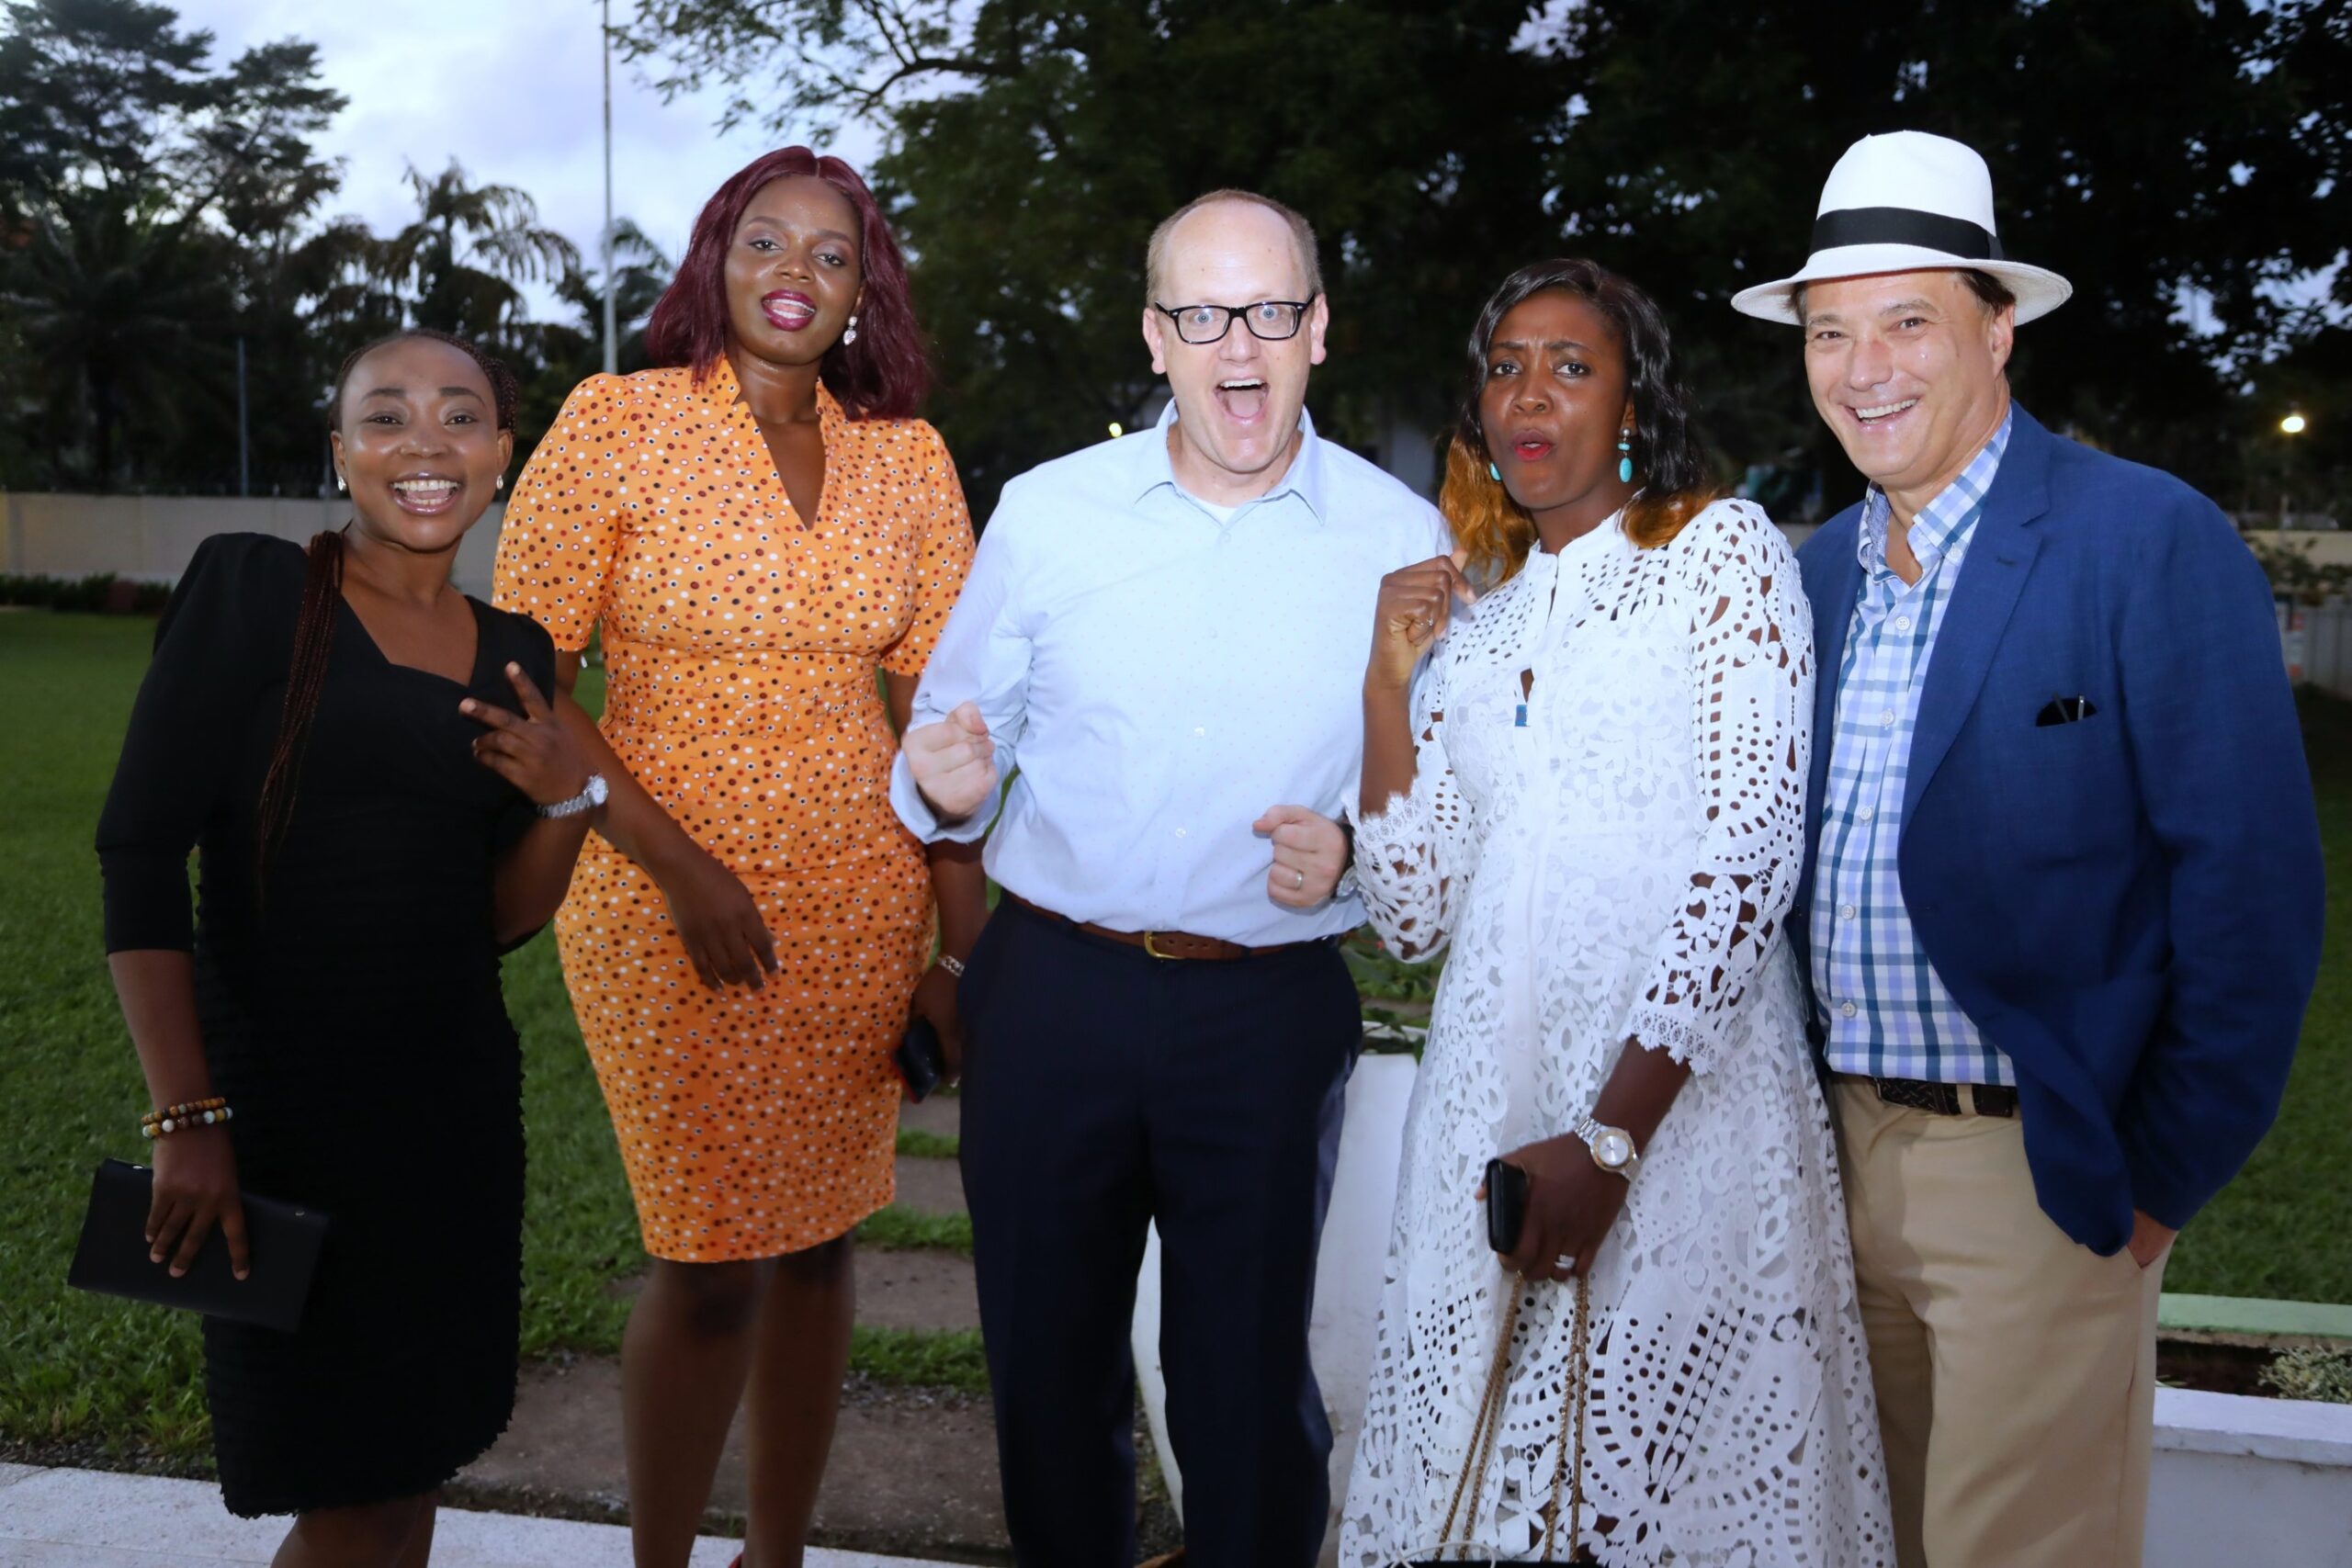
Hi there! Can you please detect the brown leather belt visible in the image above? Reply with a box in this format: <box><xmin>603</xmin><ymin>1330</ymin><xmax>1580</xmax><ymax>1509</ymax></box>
<box><xmin>1838</xmin><ymin>1072</ymin><xmax>2018</xmax><ymax>1119</ymax></box>
<box><xmin>1001</xmin><ymin>891</ymin><xmax>1334</xmax><ymax>963</ymax></box>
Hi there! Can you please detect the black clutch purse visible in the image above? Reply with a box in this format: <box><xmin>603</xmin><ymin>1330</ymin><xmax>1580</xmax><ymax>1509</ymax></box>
<box><xmin>1484</xmin><ymin>1156</ymin><xmax>1531</xmax><ymax>1254</ymax></box>
<box><xmin>66</xmin><ymin>1158</ymin><xmax>328</xmax><ymax>1333</ymax></box>
<box><xmin>894</xmin><ymin>1015</ymin><xmax>948</xmax><ymax>1103</ymax></box>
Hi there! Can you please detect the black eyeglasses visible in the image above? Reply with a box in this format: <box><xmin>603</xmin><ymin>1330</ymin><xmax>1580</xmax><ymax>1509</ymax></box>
<box><xmin>1151</xmin><ymin>295</ymin><xmax>1319</xmax><ymax>345</ymax></box>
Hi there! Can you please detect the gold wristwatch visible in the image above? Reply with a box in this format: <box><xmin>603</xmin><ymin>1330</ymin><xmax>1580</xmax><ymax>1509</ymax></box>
<box><xmin>1574</xmin><ymin>1113</ymin><xmax>1641</xmax><ymax>1182</ymax></box>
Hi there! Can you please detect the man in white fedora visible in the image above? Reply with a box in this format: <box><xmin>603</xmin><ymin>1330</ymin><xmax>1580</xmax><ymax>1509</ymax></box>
<box><xmin>1737</xmin><ymin>130</ymin><xmax>2324</xmax><ymax>1566</ymax></box>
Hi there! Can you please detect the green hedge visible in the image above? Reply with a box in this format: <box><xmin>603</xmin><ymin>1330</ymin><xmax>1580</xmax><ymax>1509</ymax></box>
<box><xmin>0</xmin><ymin>573</ymin><xmax>172</xmax><ymax>615</ymax></box>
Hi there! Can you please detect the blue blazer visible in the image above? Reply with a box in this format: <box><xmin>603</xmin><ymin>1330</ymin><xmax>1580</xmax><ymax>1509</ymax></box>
<box><xmin>1792</xmin><ymin>406</ymin><xmax>2324</xmax><ymax>1255</ymax></box>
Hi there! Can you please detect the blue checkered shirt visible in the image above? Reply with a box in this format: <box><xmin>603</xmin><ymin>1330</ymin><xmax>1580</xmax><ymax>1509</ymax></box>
<box><xmin>1812</xmin><ymin>412</ymin><xmax>2015</xmax><ymax>1085</ymax></box>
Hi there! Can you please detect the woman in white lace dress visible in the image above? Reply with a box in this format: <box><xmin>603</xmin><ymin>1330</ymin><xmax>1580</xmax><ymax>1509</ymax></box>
<box><xmin>1338</xmin><ymin>260</ymin><xmax>1890</xmax><ymax>1567</ymax></box>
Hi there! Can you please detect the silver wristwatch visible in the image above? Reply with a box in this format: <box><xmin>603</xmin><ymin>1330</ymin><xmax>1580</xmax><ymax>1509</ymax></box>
<box><xmin>538</xmin><ymin>773</ymin><xmax>609</xmax><ymax>819</ymax></box>
<box><xmin>1574</xmin><ymin>1113</ymin><xmax>1641</xmax><ymax>1182</ymax></box>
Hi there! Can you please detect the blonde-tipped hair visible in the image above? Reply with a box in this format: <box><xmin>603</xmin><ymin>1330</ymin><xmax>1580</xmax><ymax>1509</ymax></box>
<box><xmin>1442</xmin><ymin>435</ymin><xmax>1724</xmax><ymax>588</ymax></box>
<box><xmin>1145</xmin><ymin>189</ymin><xmax>1322</xmax><ymax>308</ymax></box>
<box><xmin>1441</xmin><ymin>436</ymin><xmax>1537</xmax><ymax>588</ymax></box>
<box><xmin>1442</xmin><ymin>260</ymin><xmax>1725</xmax><ymax>584</ymax></box>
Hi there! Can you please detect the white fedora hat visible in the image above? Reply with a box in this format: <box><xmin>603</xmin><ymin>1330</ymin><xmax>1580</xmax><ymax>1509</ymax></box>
<box><xmin>1731</xmin><ymin>130</ymin><xmax>2072</xmax><ymax>325</ymax></box>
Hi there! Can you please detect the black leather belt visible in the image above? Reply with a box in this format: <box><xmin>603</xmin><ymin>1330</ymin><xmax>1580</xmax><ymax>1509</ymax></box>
<box><xmin>1001</xmin><ymin>891</ymin><xmax>1337</xmax><ymax>962</ymax></box>
<box><xmin>1840</xmin><ymin>1073</ymin><xmax>2018</xmax><ymax>1118</ymax></box>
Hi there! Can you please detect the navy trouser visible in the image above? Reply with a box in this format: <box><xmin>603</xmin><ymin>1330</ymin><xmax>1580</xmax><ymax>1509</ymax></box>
<box><xmin>957</xmin><ymin>896</ymin><xmax>1361</xmax><ymax>1568</ymax></box>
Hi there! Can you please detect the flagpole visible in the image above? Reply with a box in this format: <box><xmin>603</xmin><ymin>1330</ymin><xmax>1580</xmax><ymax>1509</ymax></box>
<box><xmin>601</xmin><ymin>0</ymin><xmax>618</xmax><ymax>377</ymax></box>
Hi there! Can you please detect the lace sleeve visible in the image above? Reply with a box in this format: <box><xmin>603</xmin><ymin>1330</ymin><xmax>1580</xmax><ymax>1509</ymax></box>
<box><xmin>1621</xmin><ymin>502</ymin><xmax>1815</xmax><ymax>1072</ymax></box>
<box><xmin>1349</xmin><ymin>655</ymin><xmax>1478</xmax><ymax>963</ymax></box>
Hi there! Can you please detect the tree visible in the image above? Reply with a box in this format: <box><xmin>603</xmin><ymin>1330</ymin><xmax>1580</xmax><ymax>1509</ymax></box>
<box><xmin>0</xmin><ymin>0</ymin><xmax>365</xmax><ymax>492</ymax></box>
<box><xmin>625</xmin><ymin>0</ymin><xmax>1569</xmax><ymax>508</ymax></box>
<box><xmin>625</xmin><ymin>0</ymin><xmax>2351</xmax><ymax>517</ymax></box>
<box><xmin>198</xmin><ymin>39</ymin><xmax>357</xmax><ymax>498</ymax></box>
<box><xmin>192</xmin><ymin>39</ymin><xmax>345</xmax><ymax>244</ymax></box>
<box><xmin>549</xmin><ymin>218</ymin><xmax>673</xmax><ymax>371</ymax></box>
<box><xmin>0</xmin><ymin>1</ymin><xmax>619</xmax><ymax>496</ymax></box>
<box><xmin>375</xmin><ymin>160</ymin><xmax>582</xmax><ymax>351</ymax></box>
<box><xmin>4</xmin><ymin>196</ymin><xmax>228</xmax><ymax>486</ymax></box>
<box><xmin>1531</xmin><ymin>0</ymin><xmax>2352</xmax><ymax>513</ymax></box>
<box><xmin>0</xmin><ymin>0</ymin><xmax>214</xmax><ymax>214</ymax></box>
<box><xmin>515</xmin><ymin>220</ymin><xmax>675</xmax><ymax>469</ymax></box>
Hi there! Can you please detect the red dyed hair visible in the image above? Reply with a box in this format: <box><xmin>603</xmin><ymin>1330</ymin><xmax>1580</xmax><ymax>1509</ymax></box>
<box><xmin>643</xmin><ymin>147</ymin><xmax>928</xmax><ymax>419</ymax></box>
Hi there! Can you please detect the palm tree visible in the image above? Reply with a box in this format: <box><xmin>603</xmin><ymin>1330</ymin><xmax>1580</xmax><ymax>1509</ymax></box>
<box><xmin>2</xmin><ymin>195</ymin><xmax>230</xmax><ymax>488</ymax></box>
<box><xmin>233</xmin><ymin>215</ymin><xmax>404</xmax><ymax>493</ymax></box>
<box><xmin>552</xmin><ymin>218</ymin><xmax>673</xmax><ymax>371</ymax></box>
<box><xmin>375</xmin><ymin>159</ymin><xmax>580</xmax><ymax>348</ymax></box>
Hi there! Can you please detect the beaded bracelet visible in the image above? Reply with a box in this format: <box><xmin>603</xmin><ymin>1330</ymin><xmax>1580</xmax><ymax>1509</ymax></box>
<box><xmin>141</xmin><ymin>1098</ymin><xmax>233</xmax><ymax>1139</ymax></box>
<box><xmin>141</xmin><ymin>1096</ymin><xmax>225</xmax><ymax>1126</ymax></box>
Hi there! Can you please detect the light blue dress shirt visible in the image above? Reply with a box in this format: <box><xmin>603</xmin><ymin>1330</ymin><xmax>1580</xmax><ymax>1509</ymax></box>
<box><xmin>889</xmin><ymin>400</ymin><xmax>1450</xmax><ymax>944</ymax></box>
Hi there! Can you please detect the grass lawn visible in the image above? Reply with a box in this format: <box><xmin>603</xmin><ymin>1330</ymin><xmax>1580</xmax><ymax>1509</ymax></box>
<box><xmin>2</xmin><ymin>610</ymin><xmax>2345</xmax><ymax>1456</ymax></box>
<box><xmin>2164</xmin><ymin>690</ymin><xmax>2352</xmax><ymax>1301</ymax></box>
<box><xmin>0</xmin><ymin>613</ymin><xmax>978</xmax><ymax>1461</ymax></box>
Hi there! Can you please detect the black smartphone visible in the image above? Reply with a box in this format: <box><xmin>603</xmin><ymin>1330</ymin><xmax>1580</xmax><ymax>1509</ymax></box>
<box><xmin>1484</xmin><ymin>1156</ymin><xmax>1529</xmax><ymax>1254</ymax></box>
<box><xmin>894</xmin><ymin>1015</ymin><xmax>947</xmax><ymax>1102</ymax></box>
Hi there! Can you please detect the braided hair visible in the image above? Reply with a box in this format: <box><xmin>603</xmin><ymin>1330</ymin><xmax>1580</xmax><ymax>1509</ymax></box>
<box><xmin>254</xmin><ymin>329</ymin><xmax>518</xmax><ymax>886</ymax></box>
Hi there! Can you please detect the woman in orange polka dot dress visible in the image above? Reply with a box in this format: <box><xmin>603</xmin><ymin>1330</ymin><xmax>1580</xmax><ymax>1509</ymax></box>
<box><xmin>492</xmin><ymin>149</ymin><xmax>987</xmax><ymax>1568</ymax></box>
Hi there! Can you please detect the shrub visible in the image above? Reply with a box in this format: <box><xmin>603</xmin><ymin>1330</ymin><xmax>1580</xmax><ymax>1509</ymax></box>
<box><xmin>0</xmin><ymin>573</ymin><xmax>170</xmax><ymax>614</ymax></box>
<box><xmin>2262</xmin><ymin>1347</ymin><xmax>2352</xmax><ymax>1404</ymax></box>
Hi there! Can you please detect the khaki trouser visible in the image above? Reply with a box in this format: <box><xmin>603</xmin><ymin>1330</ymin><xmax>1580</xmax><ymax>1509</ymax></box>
<box><xmin>1833</xmin><ymin>1080</ymin><xmax>2167</xmax><ymax>1568</ymax></box>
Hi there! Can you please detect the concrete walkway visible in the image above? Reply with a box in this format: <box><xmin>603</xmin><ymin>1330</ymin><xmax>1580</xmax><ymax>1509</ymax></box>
<box><xmin>1</xmin><ymin>1095</ymin><xmax>1010</xmax><ymax>1568</ymax></box>
<box><xmin>0</xmin><ymin>1464</ymin><xmax>955</xmax><ymax>1568</ymax></box>
<box><xmin>441</xmin><ymin>1090</ymin><xmax>1020</xmax><ymax>1562</ymax></box>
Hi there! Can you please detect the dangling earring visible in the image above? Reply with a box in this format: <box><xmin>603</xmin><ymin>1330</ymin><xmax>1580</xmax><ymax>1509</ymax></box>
<box><xmin>335</xmin><ymin>473</ymin><xmax>346</xmax><ymax>493</ymax></box>
<box><xmin>1487</xmin><ymin>461</ymin><xmax>1502</xmax><ymax>482</ymax></box>
<box><xmin>842</xmin><ymin>313</ymin><xmax>859</xmax><ymax>346</ymax></box>
<box><xmin>495</xmin><ymin>474</ymin><xmax>504</xmax><ymax>492</ymax></box>
<box><xmin>1616</xmin><ymin>425</ymin><xmax>1634</xmax><ymax>484</ymax></box>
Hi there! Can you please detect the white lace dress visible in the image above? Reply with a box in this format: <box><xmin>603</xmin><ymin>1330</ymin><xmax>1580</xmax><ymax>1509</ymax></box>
<box><xmin>1337</xmin><ymin>500</ymin><xmax>1890</xmax><ymax>1567</ymax></box>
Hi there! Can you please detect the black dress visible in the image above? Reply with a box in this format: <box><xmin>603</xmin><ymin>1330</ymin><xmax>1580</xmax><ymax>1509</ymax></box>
<box><xmin>96</xmin><ymin>533</ymin><xmax>554</xmax><ymax>1517</ymax></box>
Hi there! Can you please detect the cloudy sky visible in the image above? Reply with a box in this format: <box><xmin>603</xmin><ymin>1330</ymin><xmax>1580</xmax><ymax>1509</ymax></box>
<box><xmin>171</xmin><ymin>0</ymin><xmax>888</xmax><ymax>320</ymax></box>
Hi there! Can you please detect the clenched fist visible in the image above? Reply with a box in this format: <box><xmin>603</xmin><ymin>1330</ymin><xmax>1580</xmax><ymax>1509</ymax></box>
<box><xmin>1367</xmin><ymin>549</ymin><xmax>1475</xmax><ymax>694</ymax></box>
<box><xmin>904</xmin><ymin>701</ymin><xmax>999</xmax><ymax>821</ymax></box>
<box><xmin>1255</xmin><ymin>805</ymin><xmax>1349</xmax><ymax>908</ymax></box>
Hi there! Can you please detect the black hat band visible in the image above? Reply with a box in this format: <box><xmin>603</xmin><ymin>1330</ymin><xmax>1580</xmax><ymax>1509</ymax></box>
<box><xmin>1811</xmin><ymin>206</ymin><xmax>2005</xmax><ymax>262</ymax></box>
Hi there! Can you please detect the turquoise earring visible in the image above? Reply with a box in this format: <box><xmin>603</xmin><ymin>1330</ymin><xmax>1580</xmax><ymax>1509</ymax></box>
<box><xmin>1488</xmin><ymin>460</ymin><xmax>1502</xmax><ymax>482</ymax></box>
<box><xmin>1616</xmin><ymin>427</ymin><xmax>1634</xmax><ymax>484</ymax></box>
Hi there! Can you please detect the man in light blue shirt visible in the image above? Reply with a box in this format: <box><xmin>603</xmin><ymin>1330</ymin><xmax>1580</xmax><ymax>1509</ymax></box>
<box><xmin>893</xmin><ymin>189</ymin><xmax>1449</xmax><ymax>1567</ymax></box>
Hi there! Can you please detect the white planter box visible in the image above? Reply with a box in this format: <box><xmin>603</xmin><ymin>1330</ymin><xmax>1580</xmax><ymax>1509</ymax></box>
<box><xmin>2148</xmin><ymin>1386</ymin><xmax>2352</xmax><ymax>1567</ymax></box>
<box><xmin>1132</xmin><ymin>1050</ymin><xmax>1418</xmax><ymax>1568</ymax></box>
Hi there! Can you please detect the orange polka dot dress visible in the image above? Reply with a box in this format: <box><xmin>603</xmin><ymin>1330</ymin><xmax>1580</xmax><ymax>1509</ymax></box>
<box><xmin>493</xmin><ymin>361</ymin><xmax>974</xmax><ymax>1262</ymax></box>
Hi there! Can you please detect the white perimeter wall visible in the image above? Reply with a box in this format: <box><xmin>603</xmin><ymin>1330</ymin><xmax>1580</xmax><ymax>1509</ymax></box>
<box><xmin>3</xmin><ymin>492</ymin><xmax>1816</xmax><ymax>605</ymax></box>
<box><xmin>12</xmin><ymin>491</ymin><xmax>2352</xmax><ymax>637</ymax></box>
<box><xmin>2</xmin><ymin>494</ymin><xmax>509</xmax><ymax>601</ymax></box>
<box><xmin>2148</xmin><ymin>1388</ymin><xmax>2352</xmax><ymax>1568</ymax></box>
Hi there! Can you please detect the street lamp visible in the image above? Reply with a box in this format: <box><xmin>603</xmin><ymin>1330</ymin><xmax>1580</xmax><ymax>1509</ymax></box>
<box><xmin>2272</xmin><ymin>411</ymin><xmax>2312</xmax><ymax>528</ymax></box>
